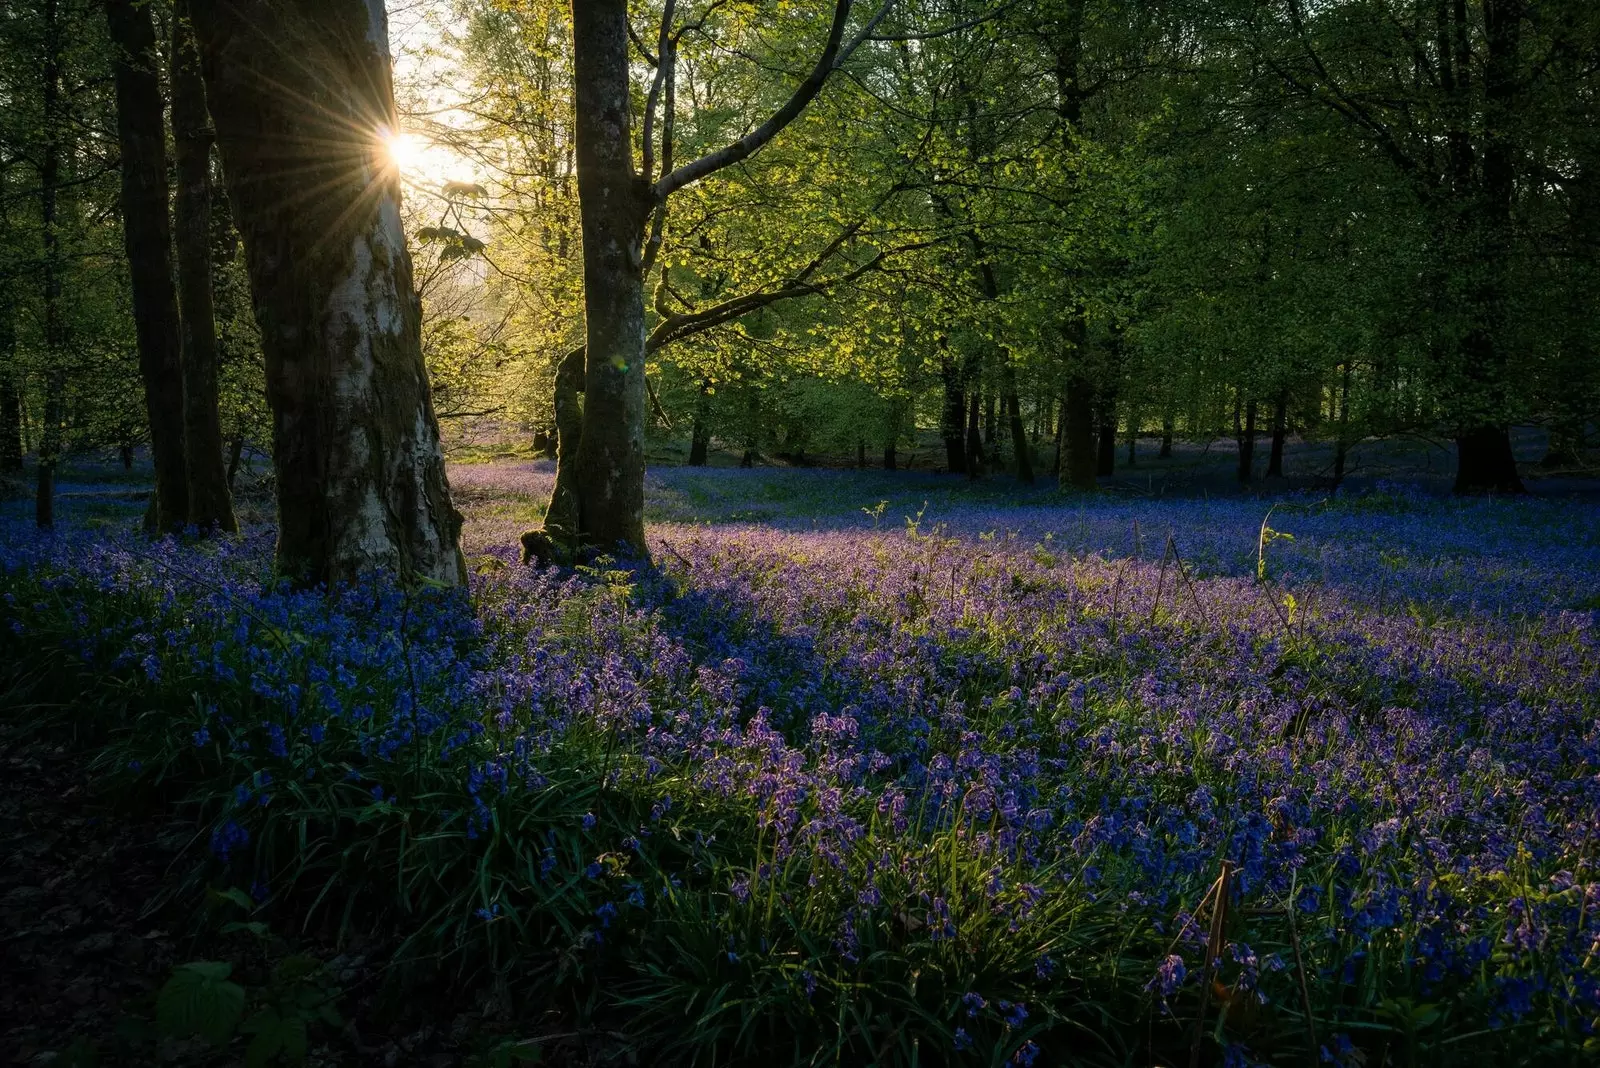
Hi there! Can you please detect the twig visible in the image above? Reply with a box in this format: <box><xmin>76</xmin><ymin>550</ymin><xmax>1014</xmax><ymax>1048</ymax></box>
<box><xmin>1282</xmin><ymin>872</ymin><xmax>1321</xmax><ymax>1065</ymax></box>
<box><xmin>1190</xmin><ymin>859</ymin><xmax>1234</xmax><ymax>1068</ymax></box>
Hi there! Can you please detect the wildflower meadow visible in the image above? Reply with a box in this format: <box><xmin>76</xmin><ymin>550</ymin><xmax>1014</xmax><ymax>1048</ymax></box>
<box><xmin>2</xmin><ymin>462</ymin><xmax>1596</xmax><ymax>1066</ymax></box>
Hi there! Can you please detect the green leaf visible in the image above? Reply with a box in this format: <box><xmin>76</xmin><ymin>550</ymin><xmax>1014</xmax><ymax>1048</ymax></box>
<box><xmin>280</xmin><ymin>1014</ymin><xmax>308</xmax><ymax>1064</ymax></box>
<box><xmin>243</xmin><ymin>1009</ymin><xmax>283</xmax><ymax>1068</ymax></box>
<box><xmin>157</xmin><ymin>962</ymin><xmax>245</xmax><ymax>1046</ymax></box>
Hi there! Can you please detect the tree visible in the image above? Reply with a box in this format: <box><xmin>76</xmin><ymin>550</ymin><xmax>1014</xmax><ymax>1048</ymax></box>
<box><xmin>105</xmin><ymin>0</ymin><xmax>188</xmax><ymax>532</ymax></box>
<box><xmin>170</xmin><ymin>0</ymin><xmax>235</xmax><ymax>532</ymax></box>
<box><xmin>191</xmin><ymin>0</ymin><xmax>464</xmax><ymax>586</ymax></box>
<box><xmin>557</xmin><ymin>0</ymin><xmax>885</xmax><ymax>555</ymax></box>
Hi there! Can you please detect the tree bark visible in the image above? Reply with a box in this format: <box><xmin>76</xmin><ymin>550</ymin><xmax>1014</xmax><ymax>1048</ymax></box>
<box><xmin>1267</xmin><ymin>390</ymin><xmax>1287</xmax><ymax>478</ymax></box>
<box><xmin>107</xmin><ymin>0</ymin><xmax>189</xmax><ymax>532</ymax></box>
<box><xmin>940</xmin><ymin>343</ymin><xmax>967</xmax><ymax>475</ymax></box>
<box><xmin>1060</xmin><ymin>320</ymin><xmax>1097</xmax><ymax>492</ymax></box>
<box><xmin>1002</xmin><ymin>356</ymin><xmax>1032</xmax><ymax>485</ymax></box>
<box><xmin>1160</xmin><ymin>410</ymin><xmax>1173</xmax><ymax>458</ymax></box>
<box><xmin>171</xmin><ymin>1</ymin><xmax>236</xmax><ymax>533</ymax></box>
<box><xmin>883</xmin><ymin>398</ymin><xmax>900</xmax><ymax>470</ymax></box>
<box><xmin>1095</xmin><ymin>396</ymin><xmax>1116</xmax><ymax>478</ymax></box>
<box><xmin>1333</xmin><ymin>363</ymin><xmax>1351</xmax><ymax>486</ymax></box>
<box><xmin>1446</xmin><ymin>0</ymin><xmax>1524</xmax><ymax>494</ymax></box>
<box><xmin>1237</xmin><ymin>398</ymin><xmax>1258</xmax><ymax>485</ymax></box>
<box><xmin>191</xmin><ymin>0</ymin><xmax>464</xmax><ymax>586</ymax></box>
<box><xmin>965</xmin><ymin>387</ymin><xmax>985</xmax><ymax>479</ymax></box>
<box><xmin>35</xmin><ymin>0</ymin><xmax>64</xmax><ymax>529</ymax></box>
<box><xmin>0</xmin><ymin>297</ymin><xmax>19</xmax><ymax>473</ymax></box>
<box><xmin>688</xmin><ymin>379</ymin><xmax>711</xmax><ymax>466</ymax></box>
<box><xmin>688</xmin><ymin>419</ymin><xmax>711</xmax><ymax>466</ymax></box>
<box><xmin>567</xmin><ymin>0</ymin><xmax>651</xmax><ymax>552</ymax></box>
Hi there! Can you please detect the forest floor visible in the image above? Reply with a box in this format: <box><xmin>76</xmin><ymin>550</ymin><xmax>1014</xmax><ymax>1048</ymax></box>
<box><xmin>1</xmin><ymin>440</ymin><xmax>1597</xmax><ymax>1066</ymax></box>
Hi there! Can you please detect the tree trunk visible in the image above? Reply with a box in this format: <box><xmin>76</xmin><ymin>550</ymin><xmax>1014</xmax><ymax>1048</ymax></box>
<box><xmin>566</xmin><ymin>0</ymin><xmax>651</xmax><ymax>552</ymax></box>
<box><xmin>983</xmin><ymin>391</ymin><xmax>996</xmax><ymax>448</ymax></box>
<box><xmin>0</xmin><ymin>298</ymin><xmax>19</xmax><ymax>473</ymax></box>
<box><xmin>965</xmin><ymin>388</ymin><xmax>985</xmax><ymax>479</ymax></box>
<box><xmin>688</xmin><ymin>419</ymin><xmax>710</xmax><ymax>466</ymax></box>
<box><xmin>1237</xmin><ymin>397</ymin><xmax>1258</xmax><ymax>484</ymax></box>
<box><xmin>191</xmin><ymin>0</ymin><xmax>464</xmax><ymax>586</ymax></box>
<box><xmin>1333</xmin><ymin>363</ymin><xmax>1351</xmax><ymax>486</ymax></box>
<box><xmin>1267</xmin><ymin>390</ymin><xmax>1287</xmax><ymax>478</ymax></box>
<box><xmin>1160</xmin><ymin>410</ymin><xmax>1173</xmax><ymax>458</ymax></box>
<box><xmin>1001</xmin><ymin>355</ymin><xmax>1032</xmax><ymax>485</ymax></box>
<box><xmin>170</xmin><ymin>1</ymin><xmax>236</xmax><ymax>533</ymax></box>
<box><xmin>36</xmin><ymin>0</ymin><xmax>64</xmax><ymax>529</ymax></box>
<box><xmin>227</xmin><ymin>434</ymin><xmax>245</xmax><ymax>489</ymax></box>
<box><xmin>940</xmin><ymin>345</ymin><xmax>967</xmax><ymax>475</ymax></box>
<box><xmin>107</xmin><ymin>0</ymin><xmax>189</xmax><ymax>533</ymax></box>
<box><xmin>883</xmin><ymin>398</ymin><xmax>900</xmax><ymax>470</ymax></box>
<box><xmin>543</xmin><ymin>346</ymin><xmax>585</xmax><ymax>539</ymax></box>
<box><xmin>1095</xmin><ymin>397</ymin><xmax>1116</xmax><ymax>478</ymax></box>
<box><xmin>687</xmin><ymin>380</ymin><xmax>711</xmax><ymax>466</ymax></box>
<box><xmin>1446</xmin><ymin>0</ymin><xmax>1525</xmax><ymax>495</ymax></box>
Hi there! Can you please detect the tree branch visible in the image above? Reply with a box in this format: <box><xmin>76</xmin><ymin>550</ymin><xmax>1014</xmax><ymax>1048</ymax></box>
<box><xmin>654</xmin><ymin>0</ymin><xmax>860</xmax><ymax>200</ymax></box>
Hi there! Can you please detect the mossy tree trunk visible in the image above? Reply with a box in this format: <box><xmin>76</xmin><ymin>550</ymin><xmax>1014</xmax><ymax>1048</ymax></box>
<box><xmin>191</xmin><ymin>0</ymin><xmax>464</xmax><ymax>587</ymax></box>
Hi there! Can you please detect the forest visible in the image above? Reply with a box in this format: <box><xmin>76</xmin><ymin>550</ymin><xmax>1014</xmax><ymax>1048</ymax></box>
<box><xmin>0</xmin><ymin>0</ymin><xmax>1597</xmax><ymax>1065</ymax></box>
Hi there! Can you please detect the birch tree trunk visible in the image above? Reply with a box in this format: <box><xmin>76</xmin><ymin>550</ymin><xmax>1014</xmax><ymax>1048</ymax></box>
<box><xmin>171</xmin><ymin>0</ymin><xmax>236</xmax><ymax>532</ymax></box>
<box><xmin>106</xmin><ymin>0</ymin><xmax>189</xmax><ymax>532</ymax></box>
<box><xmin>191</xmin><ymin>0</ymin><xmax>464</xmax><ymax>586</ymax></box>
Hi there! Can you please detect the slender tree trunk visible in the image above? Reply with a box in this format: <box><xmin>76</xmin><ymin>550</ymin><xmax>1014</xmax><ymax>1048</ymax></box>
<box><xmin>0</xmin><ymin>298</ymin><xmax>20</xmax><ymax>473</ymax></box>
<box><xmin>1060</xmin><ymin>320</ymin><xmax>1097</xmax><ymax>492</ymax></box>
<box><xmin>1333</xmin><ymin>363</ymin><xmax>1351</xmax><ymax>485</ymax></box>
<box><xmin>1237</xmin><ymin>398</ymin><xmax>1258</xmax><ymax>485</ymax></box>
<box><xmin>191</xmin><ymin>0</ymin><xmax>465</xmax><ymax>586</ymax></box>
<box><xmin>965</xmin><ymin>387</ymin><xmax>984</xmax><ymax>479</ymax></box>
<box><xmin>1002</xmin><ymin>356</ymin><xmax>1033</xmax><ymax>485</ymax></box>
<box><xmin>1125</xmin><ymin>408</ymin><xmax>1138</xmax><ymax>467</ymax></box>
<box><xmin>983</xmin><ymin>391</ymin><xmax>996</xmax><ymax>448</ymax></box>
<box><xmin>1160</xmin><ymin>410</ymin><xmax>1173</xmax><ymax>458</ymax></box>
<box><xmin>107</xmin><ymin>0</ymin><xmax>189</xmax><ymax>533</ymax></box>
<box><xmin>170</xmin><ymin>1</ymin><xmax>235</xmax><ymax>533</ymax></box>
<box><xmin>883</xmin><ymin>398</ymin><xmax>900</xmax><ymax>470</ymax></box>
<box><xmin>940</xmin><ymin>344</ymin><xmax>967</xmax><ymax>475</ymax></box>
<box><xmin>1267</xmin><ymin>390</ymin><xmax>1287</xmax><ymax>478</ymax></box>
<box><xmin>35</xmin><ymin>0</ymin><xmax>64</xmax><ymax>529</ymax></box>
